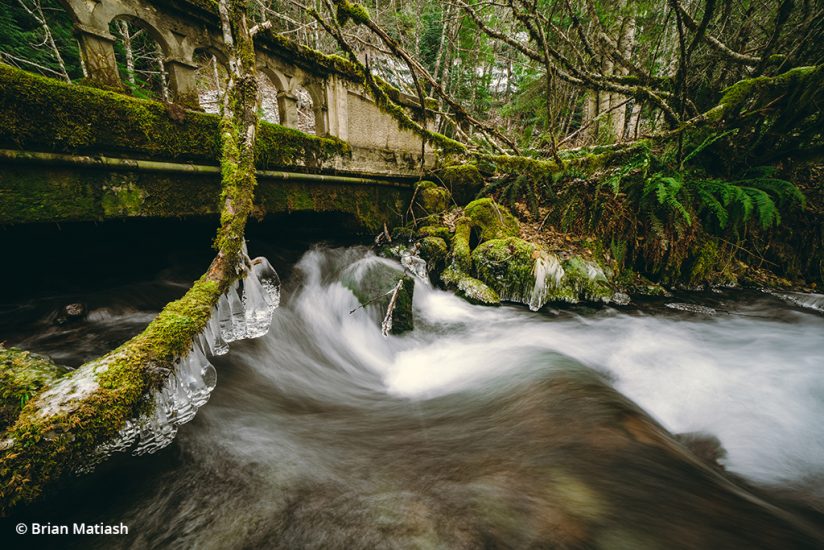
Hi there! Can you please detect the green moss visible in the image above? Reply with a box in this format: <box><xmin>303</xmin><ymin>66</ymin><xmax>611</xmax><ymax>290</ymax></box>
<box><xmin>471</xmin><ymin>237</ymin><xmax>537</xmax><ymax>303</ymax></box>
<box><xmin>413</xmin><ymin>181</ymin><xmax>451</xmax><ymax>217</ymax></box>
<box><xmin>336</xmin><ymin>0</ymin><xmax>371</xmax><ymax>25</ymax></box>
<box><xmin>463</xmin><ymin>198</ymin><xmax>520</xmax><ymax>241</ymax></box>
<box><xmin>438</xmin><ymin>164</ymin><xmax>484</xmax><ymax>204</ymax></box>
<box><xmin>441</xmin><ymin>266</ymin><xmax>500</xmax><ymax>305</ymax></box>
<box><xmin>100</xmin><ymin>183</ymin><xmax>145</xmax><ymax>217</ymax></box>
<box><xmin>451</xmin><ymin>217</ymin><xmax>473</xmax><ymax>272</ymax></box>
<box><xmin>719</xmin><ymin>65</ymin><xmax>820</xmax><ymax>114</ymax></box>
<box><xmin>562</xmin><ymin>256</ymin><xmax>613</xmax><ymax>303</ymax></box>
<box><xmin>417</xmin><ymin>225</ymin><xmax>451</xmax><ymax>241</ymax></box>
<box><xmin>686</xmin><ymin>239</ymin><xmax>739</xmax><ymax>287</ymax></box>
<box><xmin>418</xmin><ymin>236</ymin><xmax>448</xmax><ymax>271</ymax></box>
<box><xmin>0</xmin><ymin>347</ymin><xmax>68</xmax><ymax>431</ymax></box>
<box><xmin>0</xmin><ymin>65</ymin><xmax>348</xmax><ymax>170</ymax></box>
<box><xmin>0</xmin><ymin>167</ymin><xmax>223</xmax><ymax>224</ymax></box>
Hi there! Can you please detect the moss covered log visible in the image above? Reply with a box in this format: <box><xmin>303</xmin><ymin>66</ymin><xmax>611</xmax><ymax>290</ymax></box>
<box><xmin>0</xmin><ymin>347</ymin><xmax>69</xmax><ymax>432</ymax></box>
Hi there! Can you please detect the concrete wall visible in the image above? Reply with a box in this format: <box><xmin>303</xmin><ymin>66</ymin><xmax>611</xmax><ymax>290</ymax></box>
<box><xmin>0</xmin><ymin>162</ymin><xmax>412</xmax><ymax>233</ymax></box>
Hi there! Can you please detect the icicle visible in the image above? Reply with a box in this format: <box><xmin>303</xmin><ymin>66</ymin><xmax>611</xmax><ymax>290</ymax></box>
<box><xmin>242</xmin><ymin>257</ymin><xmax>281</xmax><ymax>338</ymax></box>
<box><xmin>529</xmin><ymin>253</ymin><xmax>565</xmax><ymax>311</ymax></box>
<box><xmin>202</xmin><ymin>310</ymin><xmax>229</xmax><ymax>356</ymax></box>
<box><xmin>226</xmin><ymin>281</ymin><xmax>247</xmax><ymax>342</ymax></box>
<box><xmin>400</xmin><ymin>246</ymin><xmax>429</xmax><ymax>283</ymax></box>
<box><xmin>251</xmin><ymin>256</ymin><xmax>281</xmax><ymax>308</ymax></box>
<box><xmin>78</xmin><ymin>249</ymin><xmax>282</xmax><ymax>468</ymax></box>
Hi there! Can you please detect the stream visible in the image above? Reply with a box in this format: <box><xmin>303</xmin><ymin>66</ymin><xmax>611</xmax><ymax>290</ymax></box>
<box><xmin>1</xmin><ymin>221</ymin><xmax>823</xmax><ymax>548</ymax></box>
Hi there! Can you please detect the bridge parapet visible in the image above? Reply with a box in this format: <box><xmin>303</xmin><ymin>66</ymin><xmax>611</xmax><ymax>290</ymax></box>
<box><xmin>55</xmin><ymin>0</ymin><xmax>429</xmax><ymax>157</ymax></box>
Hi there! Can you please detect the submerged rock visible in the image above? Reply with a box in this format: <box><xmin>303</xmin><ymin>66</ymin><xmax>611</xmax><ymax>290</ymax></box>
<box><xmin>342</xmin><ymin>255</ymin><xmax>416</xmax><ymax>334</ymax></box>
<box><xmin>390</xmin><ymin>276</ymin><xmax>415</xmax><ymax>334</ymax></box>
<box><xmin>55</xmin><ymin>303</ymin><xmax>88</xmax><ymax>325</ymax></box>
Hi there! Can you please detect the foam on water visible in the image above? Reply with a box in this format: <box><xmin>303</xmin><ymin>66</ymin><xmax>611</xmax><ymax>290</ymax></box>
<box><xmin>253</xmin><ymin>247</ymin><xmax>824</xmax><ymax>494</ymax></box>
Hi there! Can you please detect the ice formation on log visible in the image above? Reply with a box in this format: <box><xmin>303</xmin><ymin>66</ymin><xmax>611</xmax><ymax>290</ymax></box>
<box><xmin>78</xmin><ymin>251</ymin><xmax>280</xmax><ymax>469</ymax></box>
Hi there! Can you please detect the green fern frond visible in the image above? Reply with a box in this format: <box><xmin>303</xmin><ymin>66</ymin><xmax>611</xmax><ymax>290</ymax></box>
<box><xmin>683</xmin><ymin>129</ymin><xmax>738</xmax><ymax>164</ymax></box>
<box><xmin>737</xmin><ymin>177</ymin><xmax>805</xmax><ymax>207</ymax></box>
<box><xmin>742</xmin><ymin>187</ymin><xmax>781</xmax><ymax>228</ymax></box>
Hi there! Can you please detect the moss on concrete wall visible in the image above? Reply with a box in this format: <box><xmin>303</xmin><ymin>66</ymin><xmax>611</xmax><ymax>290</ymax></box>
<box><xmin>0</xmin><ymin>64</ymin><xmax>348</xmax><ymax>169</ymax></box>
<box><xmin>0</xmin><ymin>164</ymin><xmax>409</xmax><ymax>231</ymax></box>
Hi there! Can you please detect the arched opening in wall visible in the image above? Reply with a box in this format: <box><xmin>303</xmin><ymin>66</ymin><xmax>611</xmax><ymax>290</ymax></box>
<box><xmin>0</xmin><ymin>0</ymin><xmax>83</xmax><ymax>81</ymax></box>
<box><xmin>256</xmin><ymin>72</ymin><xmax>281</xmax><ymax>124</ymax></box>
<box><xmin>194</xmin><ymin>48</ymin><xmax>228</xmax><ymax>115</ymax></box>
<box><xmin>108</xmin><ymin>16</ymin><xmax>169</xmax><ymax>100</ymax></box>
<box><xmin>295</xmin><ymin>86</ymin><xmax>317</xmax><ymax>135</ymax></box>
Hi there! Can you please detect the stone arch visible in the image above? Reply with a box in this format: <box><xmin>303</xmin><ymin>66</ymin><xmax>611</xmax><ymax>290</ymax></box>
<box><xmin>298</xmin><ymin>80</ymin><xmax>329</xmax><ymax>136</ymax></box>
<box><xmin>259</xmin><ymin>66</ymin><xmax>297</xmax><ymax>128</ymax></box>
<box><xmin>107</xmin><ymin>14</ymin><xmax>173</xmax><ymax>59</ymax></box>
<box><xmin>108</xmin><ymin>15</ymin><xmax>172</xmax><ymax>100</ymax></box>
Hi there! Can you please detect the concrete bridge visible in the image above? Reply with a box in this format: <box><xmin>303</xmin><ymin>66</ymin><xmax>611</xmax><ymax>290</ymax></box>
<box><xmin>0</xmin><ymin>0</ymin><xmax>444</xmax><ymax>232</ymax></box>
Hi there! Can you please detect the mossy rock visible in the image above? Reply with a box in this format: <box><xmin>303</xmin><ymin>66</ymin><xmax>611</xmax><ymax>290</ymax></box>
<box><xmin>341</xmin><ymin>259</ymin><xmax>405</xmax><ymax>306</ymax></box>
<box><xmin>439</xmin><ymin>164</ymin><xmax>484</xmax><ymax>205</ymax></box>
<box><xmin>341</xmin><ymin>260</ymin><xmax>415</xmax><ymax>334</ymax></box>
<box><xmin>562</xmin><ymin>256</ymin><xmax>613</xmax><ymax>303</ymax></box>
<box><xmin>413</xmin><ymin>181</ymin><xmax>451</xmax><ymax>218</ymax></box>
<box><xmin>472</xmin><ymin>237</ymin><xmax>538</xmax><ymax>306</ymax></box>
<box><xmin>471</xmin><ymin>239</ymin><xmax>615</xmax><ymax>308</ymax></box>
<box><xmin>463</xmin><ymin>198</ymin><xmax>520</xmax><ymax>242</ymax></box>
<box><xmin>417</xmin><ymin>224</ymin><xmax>452</xmax><ymax>241</ymax></box>
<box><xmin>450</xmin><ymin>217</ymin><xmax>473</xmax><ymax>272</ymax></box>
<box><xmin>0</xmin><ymin>346</ymin><xmax>69</xmax><ymax>431</ymax></box>
<box><xmin>441</xmin><ymin>266</ymin><xmax>500</xmax><ymax>305</ymax></box>
<box><xmin>419</xmin><ymin>236</ymin><xmax>448</xmax><ymax>273</ymax></box>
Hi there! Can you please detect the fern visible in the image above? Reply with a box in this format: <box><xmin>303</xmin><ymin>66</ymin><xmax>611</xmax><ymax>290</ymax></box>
<box><xmin>737</xmin><ymin>177</ymin><xmax>805</xmax><ymax>207</ymax></box>
<box><xmin>683</xmin><ymin>129</ymin><xmax>738</xmax><ymax>164</ymax></box>
<box><xmin>643</xmin><ymin>173</ymin><xmax>692</xmax><ymax>225</ymax></box>
<box><xmin>695</xmin><ymin>180</ymin><xmax>729</xmax><ymax>228</ymax></box>
<box><xmin>743</xmin><ymin>187</ymin><xmax>781</xmax><ymax>228</ymax></box>
<box><xmin>691</xmin><ymin>170</ymin><xmax>802</xmax><ymax>232</ymax></box>
<box><xmin>603</xmin><ymin>149</ymin><xmax>651</xmax><ymax>196</ymax></box>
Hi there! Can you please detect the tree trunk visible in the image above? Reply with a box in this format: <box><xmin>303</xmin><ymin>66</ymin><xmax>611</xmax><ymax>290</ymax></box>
<box><xmin>115</xmin><ymin>20</ymin><xmax>137</xmax><ymax>87</ymax></box>
<box><xmin>16</xmin><ymin>0</ymin><xmax>70</xmax><ymax>82</ymax></box>
<box><xmin>611</xmin><ymin>5</ymin><xmax>637</xmax><ymax>141</ymax></box>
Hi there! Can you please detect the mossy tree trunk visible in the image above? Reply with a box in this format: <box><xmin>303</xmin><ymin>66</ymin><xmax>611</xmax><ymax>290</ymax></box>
<box><xmin>0</xmin><ymin>1</ymin><xmax>263</xmax><ymax>514</ymax></box>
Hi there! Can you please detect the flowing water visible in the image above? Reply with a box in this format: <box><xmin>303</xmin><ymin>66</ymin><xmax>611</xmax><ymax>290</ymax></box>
<box><xmin>2</xmin><ymin>223</ymin><xmax>824</xmax><ymax>549</ymax></box>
